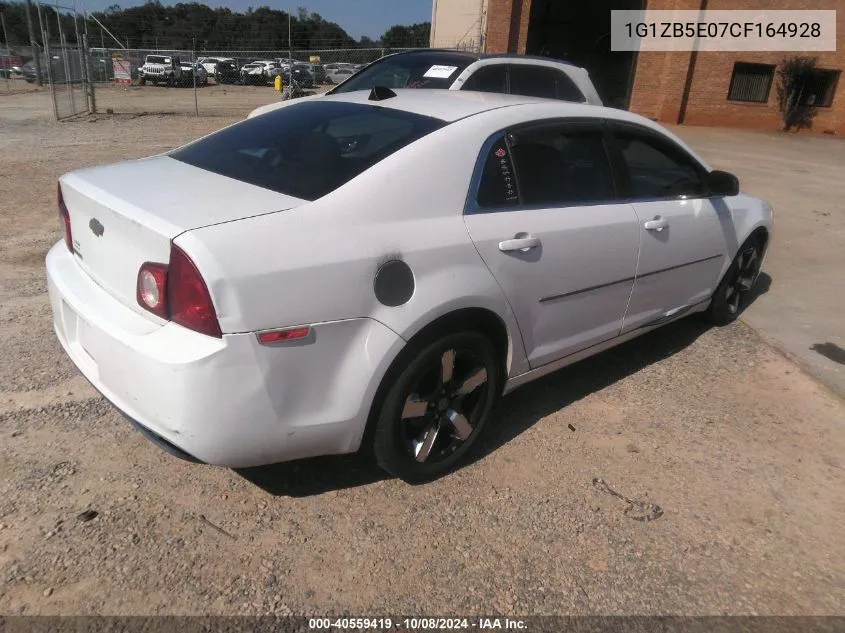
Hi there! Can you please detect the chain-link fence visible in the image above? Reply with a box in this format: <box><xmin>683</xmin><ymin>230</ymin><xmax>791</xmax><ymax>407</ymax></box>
<box><xmin>1</xmin><ymin>17</ymin><xmax>34</xmax><ymax>95</ymax></box>
<box><xmin>86</xmin><ymin>46</ymin><xmax>445</xmax><ymax>118</ymax></box>
<box><xmin>1</xmin><ymin>4</ymin><xmax>93</xmax><ymax>118</ymax></box>
<box><xmin>39</xmin><ymin>3</ymin><xmax>92</xmax><ymax>120</ymax></box>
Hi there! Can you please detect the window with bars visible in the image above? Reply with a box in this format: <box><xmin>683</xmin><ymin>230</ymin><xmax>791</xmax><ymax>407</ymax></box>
<box><xmin>727</xmin><ymin>62</ymin><xmax>775</xmax><ymax>103</ymax></box>
<box><xmin>799</xmin><ymin>69</ymin><xmax>840</xmax><ymax>107</ymax></box>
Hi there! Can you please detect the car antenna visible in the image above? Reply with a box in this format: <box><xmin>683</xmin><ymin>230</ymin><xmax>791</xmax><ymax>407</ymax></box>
<box><xmin>368</xmin><ymin>85</ymin><xmax>397</xmax><ymax>101</ymax></box>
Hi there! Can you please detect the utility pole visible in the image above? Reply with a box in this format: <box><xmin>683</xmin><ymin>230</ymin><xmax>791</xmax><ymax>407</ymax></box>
<box><xmin>476</xmin><ymin>0</ymin><xmax>484</xmax><ymax>53</ymax></box>
<box><xmin>80</xmin><ymin>0</ymin><xmax>95</xmax><ymax>113</ymax></box>
<box><xmin>192</xmin><ymin>36</ymin><xmax>198</xmax><ymax>117</ymax></box>
<box><xmin>287</xmin><ymin>12</ymin><xmax>291</xmax><ymax>63</ymax></box>
<box><xmin>25</xmin><ymin>0</ymin><xmax>44</xmax><ymax>85</ymax></box>
<box><xmin>1</xmin><ymin>13</ymin><xmax>11</xmax><ymax>91</ymax></box>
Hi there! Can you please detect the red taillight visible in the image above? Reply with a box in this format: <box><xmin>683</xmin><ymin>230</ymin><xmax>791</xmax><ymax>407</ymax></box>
<box><xmin>135</xmin><ymin>245</ymin><xmax>222</xmax><ymax>338</ymax></box>
<box><xmin>57</xmin><ymin>183</ymin><xmax>72</xmax><ymax>252</ymax></box>
<box><xmin>168</xmin><ymin>245</ymin><xmax>222</xmax><ymax>338</ymax></box>
<box><xmin>136</xmin><ymin>262</ymin><xmax>168</xmax><ymax>319</ymax></box>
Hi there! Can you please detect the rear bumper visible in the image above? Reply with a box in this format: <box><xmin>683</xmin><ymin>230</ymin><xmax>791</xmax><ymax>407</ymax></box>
<box><xmin>46</xmin><ymin>242</ymin><xmax>404</xmax><ymax>467</ymax></box>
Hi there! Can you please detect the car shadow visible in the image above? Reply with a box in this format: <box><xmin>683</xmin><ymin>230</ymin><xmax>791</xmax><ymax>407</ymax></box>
<box><xmin>237</xmin><ymin>317</ymin><xmax>716</xmax><ymax>497</ymax></box>
<box><xmin>468</xmin><ymin>317</ymin><xmax>711</xmax><ymax>466</ymax></box>
<box><xmin>238</xmin><ymin>273</ymin><xmax>772</xmax><ymax>497</ymax></box>
<box><xmin>747</xmin><ymin>271</ymin><xmax>772</xmax><ymax>305</ymax></box>
<box><xmin>236</xmin><ymin>452</ymin><xmax>389</xmax><ymax>497</ymax></box>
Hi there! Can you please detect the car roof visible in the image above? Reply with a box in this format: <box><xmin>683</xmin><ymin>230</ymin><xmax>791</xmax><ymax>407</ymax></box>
<box><xmin>318</xmin><ymin>89</ymin><xmax>546</xmax><ymax>121</ymax></box>
<box><xmin>319</xmin><ymin>88</ymin><xmax>628</xmax><ymax>123</ymax></box>
<box><xmin>480</xmin><ymin>53</ymin><xmax>576</xmax><ymax>67</ymax></box>
<box><xmin>377</xmin><ymin>49</ymin><xmax>580</xmax><ymax>68</ymax></box>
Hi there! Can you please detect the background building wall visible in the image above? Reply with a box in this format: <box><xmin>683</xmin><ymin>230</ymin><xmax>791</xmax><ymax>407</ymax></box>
<box><xmin>485</xmin><ymin>0</ymin><xmax>532</xmax><ymax>53</ymax></box>
<box><xmin>430</xmin><ymin>0</ymin><xmax>488</xmax><ymax>50</ymax></box>
<box><xmin>473</xmin><ymin>0</ymin><xmax>843</xmax><ymax>133</ymax></box>
<box><xmin>628</xmin><ymin>0</ymin><xmax>844</xmax><ymax>133</ymax></box>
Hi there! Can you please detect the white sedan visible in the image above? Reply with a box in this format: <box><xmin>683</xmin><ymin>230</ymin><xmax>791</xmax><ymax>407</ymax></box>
<box><xmin>47</xmin><ymin>89</ymin><xmax>773</xmax><ymax>481</ymax></box>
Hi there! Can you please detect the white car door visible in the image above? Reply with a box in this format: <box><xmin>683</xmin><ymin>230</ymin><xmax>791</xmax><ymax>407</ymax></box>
<box><xmin>608</xmin><ymin>122</ymin><xmax>731</xmax><ymax>333</ymax></box>
<box><xmin>463</xmin><ymin>121</ymin><xmax>640</xmax><ymax>369</ymax></box>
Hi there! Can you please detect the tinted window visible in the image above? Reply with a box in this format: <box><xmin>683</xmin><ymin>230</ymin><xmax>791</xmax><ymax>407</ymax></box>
<box><xmin>331</xmin><ymin>52</ymin><xmax>476</xmax><ymax>93</ymax></box>
<box><xmin>510</xmin><ymin>126</ymin><xmax>615</xmax><ymax>206</ymax></box>
<box><xmin>476</xmin><ymin>136</ymin><xmax>520</xmax><ymax>208</ymax></box>
<box><xmin>614</xmin><ymin>129</ymin><xmax>705</xmax><ymax>198</ymax></box>
<box><xmin>462</xmin><ymin>65</ymin><xmax>508</xmax><ymax>94</ymax></box>
<box><xmin>171</xmin><ymin>101</ymin><xmax>445</xmax><ymax>201</ymax></box>
<box><xmin>509</xmin><ymin>65</ymin><xmax>585</xmax><ymax>102</ymax></box>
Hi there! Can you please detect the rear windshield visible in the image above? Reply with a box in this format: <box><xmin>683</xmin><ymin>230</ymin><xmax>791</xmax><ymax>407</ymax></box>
<box><xmin>170</xmin><ymin>101</ymin><xmax>446</xmax><ymax>201</ymax></box>
<box><xmin>331</xmin><ymin>52</ymin><xmax>476</xmax><ymax>93</ymax></box>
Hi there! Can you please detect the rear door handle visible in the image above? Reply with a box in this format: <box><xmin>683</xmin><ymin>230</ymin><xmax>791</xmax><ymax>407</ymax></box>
<box><xmin>498</xmin><ymin>236</ymin><xmax>540</xmax><ymax>252</ymax></box>
<box><xmin>644</xmin><ymin>218</ymin><xmax>669</xmax><ymax>232</ymax></box>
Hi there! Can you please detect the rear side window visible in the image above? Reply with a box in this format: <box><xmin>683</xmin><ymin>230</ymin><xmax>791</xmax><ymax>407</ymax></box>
<box><xmin>462</xmin><ymin>66</ymin><xmax>508</xmax><ymax>94</ymax></box>
<box><xmin>508</xmin><ymin>65</ymin><xmax>585</xmax><ymax>103</ymax></box>
<box><xmin>476</xmin><ymin>136</ymin><xmax>520</xmax><ymax>208</ymax></box>
<box><xmin>509</xmin><ymin>125</ymin><xmax>616</xmax><ymax>206</ymax></box>
<box><xmin>170</xmin><ymin>101</ymin><xmax>445</xmax><ymax>201</ymax></box>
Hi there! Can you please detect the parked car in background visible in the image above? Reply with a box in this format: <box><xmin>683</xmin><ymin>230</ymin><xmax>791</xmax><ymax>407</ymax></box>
<box><xmin>50</xmin><ymin>90</ymin><xmax>771</xmax><ymax>480</ymax></box>
<box><xmin>275</xmin><ymin>64</ymin><xmax>314</xmax><ymax>89</ymax></box>
<box><xmin>138</xmin><ymin>54</ymin><xmax>183</xmax><ymax>86</ymax></box>
<box><xmin>325</xmin><ymin>65</ymin><xmax>357</xmax><ymax>85</ymax></box>
<box><xmin>214</xmin><ymin>60</ymin><xmax>240</xmax><ymax>84</ymax></box>
<box><xmin>179</xmin><ymin>61</ymin><xmax>208</xmax><ymax>86</ymax></box>
<box><xmin>291</xmin><ymin>63</ymin><xmax>315</xmax><ymax>87</ymax></box>
<box><xmin>197</xmin><ymin>56</ymin><xmax>234</xmax><ymax>78</ymax></box>
<box><xmin>310</xmin><ymin>63</ymin><xmax>326</xmax><ymax>84</ymax></box>
<box><xmin>328</xmin><ymin>49</ymin><xmax>603</xmax><ymax>105</ymax></box>
<box><xmin>21</xmin><ymin>60</ymin><xmax>39</xmax><ymax>82</ymax></box>
<box><xmin>240</xmin><ymin>60</ymin><xmax>278</xmax><ymax>85</ymax></box>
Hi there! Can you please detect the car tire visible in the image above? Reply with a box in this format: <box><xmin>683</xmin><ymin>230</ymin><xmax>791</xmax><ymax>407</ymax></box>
<box><xmin>705</xmin><ymin>234</ymin><xmax>764</xmax><ymax>326</ymax></box>
<box><xmin>138</xmin><ymin>76</ymin><xmax>146</xmax><ymax>85</ymax></box>
<box><xmin>373</xmin><ymin>330</ymin><xmax>501</xmax><ymax>483</ymax></box>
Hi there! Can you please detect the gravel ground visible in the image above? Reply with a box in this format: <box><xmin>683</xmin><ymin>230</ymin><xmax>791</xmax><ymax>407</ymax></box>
<box><xmin>1</xmin><ymin>91</ymin><xmax>844</xmax><ymax>616</ymax></box>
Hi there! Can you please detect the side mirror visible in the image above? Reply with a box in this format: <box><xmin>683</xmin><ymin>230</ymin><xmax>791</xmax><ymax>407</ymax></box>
<box><xmin>708</xmin><ymin>170</ymin><xmax>739</xmax><ymax>197</ymax></box>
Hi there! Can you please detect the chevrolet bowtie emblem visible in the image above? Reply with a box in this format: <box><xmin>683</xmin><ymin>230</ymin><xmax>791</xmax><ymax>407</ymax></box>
<box><xmin>89</xmin><ymin>218</ymin><xmax>104</xmax><ymax>237</ymax></box>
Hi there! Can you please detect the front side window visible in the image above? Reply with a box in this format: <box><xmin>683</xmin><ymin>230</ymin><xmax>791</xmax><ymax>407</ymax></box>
<box><xmin>613</xmin><ymin>127</ymin><xmax>706</xmax><ymax>199</ymax></box>
<box><xmin>508</xmin><ymin>65</ymin><xmax>585</xmax><ymax>103</ymax></box>
<box><xmin>170</xmin><ymin>101</ymin><xmax>445</xmax><ymax>201</ymax></box>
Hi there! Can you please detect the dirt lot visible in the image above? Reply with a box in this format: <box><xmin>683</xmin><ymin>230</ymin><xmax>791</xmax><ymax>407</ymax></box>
<box><xmin>668</xmin><ymin>125</ymin><xmax>845</xmax><ymax>398</ymax></box>
<box><xmin>0</xmin><ymin>88</ymin><xmax>844</xmax><ymax>616</ymax></box>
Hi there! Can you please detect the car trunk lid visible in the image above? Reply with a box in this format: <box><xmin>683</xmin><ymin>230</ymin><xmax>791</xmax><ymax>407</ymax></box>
<box><xmin>60</xmin><ymin>155</ymin><xmax>304</xmax><ymax>317</ymax></box>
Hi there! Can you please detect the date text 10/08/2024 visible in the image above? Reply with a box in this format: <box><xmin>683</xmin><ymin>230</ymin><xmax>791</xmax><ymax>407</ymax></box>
<box><xmin>308</xmin><ymin>618</ymin><xmax>528</xmax><ymax>630</ymax></box>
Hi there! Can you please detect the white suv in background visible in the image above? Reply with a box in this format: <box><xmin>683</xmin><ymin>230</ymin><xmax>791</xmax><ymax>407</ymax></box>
<box><xmin>328</xmin><ymin>50</ymin><xmax>603</xmax><ymax>105</ymax></box>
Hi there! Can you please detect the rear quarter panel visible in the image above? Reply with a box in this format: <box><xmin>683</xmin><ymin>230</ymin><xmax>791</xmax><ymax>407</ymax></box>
<box><xmin>178</xmin><ymin>112</ymin><xmax>534</xmax><ymax>377</ymax></box>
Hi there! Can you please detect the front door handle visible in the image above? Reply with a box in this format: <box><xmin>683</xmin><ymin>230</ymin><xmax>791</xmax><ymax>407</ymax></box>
<box><xmin>498</xmin><ymin>235</ymin><xmax>540</xmax><ymax>252</ymax></box>
<box><xmin>644</xmin><ymin>217</ymin><xmax>669</xmax><ymax>232</ymax></box>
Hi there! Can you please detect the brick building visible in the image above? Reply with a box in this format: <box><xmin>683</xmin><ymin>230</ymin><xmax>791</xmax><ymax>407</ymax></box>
<box><xmin>430</xmin><ymin>0</ymin><xmax>844</xmax><ymax>133</ymax></box>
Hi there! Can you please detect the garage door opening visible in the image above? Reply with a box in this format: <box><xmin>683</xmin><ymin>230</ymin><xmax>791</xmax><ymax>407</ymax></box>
<box><xmin>525</xmin><ymin>0</ymin><xmax>644</xmax><ymax>109</ymax></box>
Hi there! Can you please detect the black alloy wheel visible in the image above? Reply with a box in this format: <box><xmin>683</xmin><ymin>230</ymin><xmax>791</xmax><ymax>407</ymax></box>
<box><xmin>373</xmin><ymin>331</ymin><xmax>500</xmax><ymax>482</ymax></box>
